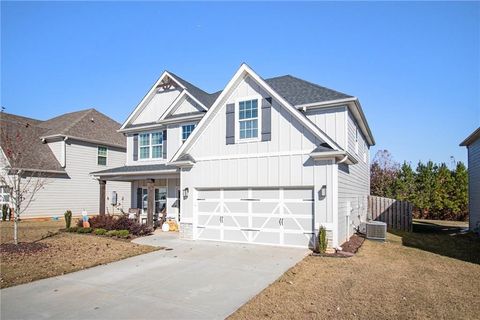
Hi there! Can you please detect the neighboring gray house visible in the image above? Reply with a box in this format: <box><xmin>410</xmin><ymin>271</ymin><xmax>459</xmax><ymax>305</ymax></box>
<box><xmin>92</xmin><ymin>64</ymin><xmax>375</xmax><ymax>249</ymax></box>
<box><xmin>460</xmin><ymin>127</ymin><xmax>480</xmax><ymax>231</ymax></box>
<box><xmin>0</xmin><ymin>109</ymin><xmax>131</xmax><ymax>218</ymax></box>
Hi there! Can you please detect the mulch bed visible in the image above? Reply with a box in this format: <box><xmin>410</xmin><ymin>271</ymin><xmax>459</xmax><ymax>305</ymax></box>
<box><xmin>311</xmin><ymin>234</ymin><xmax>365</xmax><ymax>258</ymax></box>
<box><xmin>340</xmin><ymin>234</ymin><xmax>365</xmax><ymax>254</ymax></box>
<box><xmin>0</xmin><ymin>242</ymin><xmax>50</xmax><ymax>255</ymax></box>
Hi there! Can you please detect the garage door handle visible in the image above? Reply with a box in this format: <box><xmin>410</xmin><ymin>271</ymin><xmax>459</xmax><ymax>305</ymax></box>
<box><xmin>240</xmin><ymin>198</ymin><xmax>260</xmax><ymax>201</ymax></box>
<box><xmin>279</xmin><ymin>218</ymin><xmax>284</xmax><ymax>226</ymax></box>
<box><xmin>303</xmin><ymin>232</ymin><xmax>314</xmax><ymax>235</ymax></box>
<box><xmin>240</xmin><ymin>228</ymin><xmax>260</xmax><ymax>231</ymax></box>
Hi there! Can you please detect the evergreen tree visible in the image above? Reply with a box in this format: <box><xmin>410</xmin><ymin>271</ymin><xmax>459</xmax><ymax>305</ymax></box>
<box><xmin>415</xmin><ymin>161</ymin><xmax>436</xmax><ymax>218</ymax></box>
<box><xmin>433</xmin><ymin>163</ymin><xmax>454</xmax><ymax>219</ymax></box>
<box><xmin>394</xmin><ymin>162</ymin><xmax>416</xmax><ymax>202</ymax></box>
<box><xmin>452</xmin><ymin>162</ymin><xmax>468</xmax><ymax>220</ymax></box>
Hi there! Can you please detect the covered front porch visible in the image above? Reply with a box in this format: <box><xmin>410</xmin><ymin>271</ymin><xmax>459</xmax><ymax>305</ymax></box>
<box><xmin>92</xmin><ymin>164</ymin><xmax>181</xmax><ymax>228</ymax></box>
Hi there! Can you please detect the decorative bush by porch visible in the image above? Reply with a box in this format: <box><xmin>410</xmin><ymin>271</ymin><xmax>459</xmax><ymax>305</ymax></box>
<box><xmin>79</xmin><ymin>215</ymin><xmax>153</xmax><ymax>236</ymax></box>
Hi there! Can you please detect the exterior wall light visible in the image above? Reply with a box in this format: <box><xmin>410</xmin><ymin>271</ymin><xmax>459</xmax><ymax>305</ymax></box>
<box><xmin>183</xmin><ymin>188</ymin><xmax>189</xmax><ymax>199</ymax></box>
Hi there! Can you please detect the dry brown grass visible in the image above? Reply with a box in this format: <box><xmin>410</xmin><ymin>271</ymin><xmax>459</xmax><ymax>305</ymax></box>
<box><xmin>0</xmin><ymin>220</ymin><xmax>158</xmax><ymax>288</ymax></box>
<box><xmin>230</xmin><ymin>220</ymin><xmax>480</xmax><ymax>320</ymax></box>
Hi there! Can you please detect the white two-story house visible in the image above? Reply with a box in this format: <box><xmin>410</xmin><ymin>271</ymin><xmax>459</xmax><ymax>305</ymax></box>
<box><xmin>92</xmin><ymin>64</ymin><xmax>375</xmax><ymax>249</ymax></box>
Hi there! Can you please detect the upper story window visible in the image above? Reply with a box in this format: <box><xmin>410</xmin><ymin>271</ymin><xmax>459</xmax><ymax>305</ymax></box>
<box><xmin>182</xmin><ymin>124</ymin><xmax>195</xmax><ymax>142</ymax></box>
<box><xmin>237</xmin><ymin>99</ymin><xmax>260</xmax><ymax>140</ymax></box>
<box><xmin>139</xmin><ymin>132</ymin><xmax>163</xmax><ymax>159</ymax></box>
<box><xmin>97</xmin><ymin>146</ymin><xmax>107</xmax><ymax>165</ymax></box>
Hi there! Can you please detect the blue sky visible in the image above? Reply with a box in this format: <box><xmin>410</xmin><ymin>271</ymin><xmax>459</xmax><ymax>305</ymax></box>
<box><xmin>1</xmin><ymin>1</ymin><xmax>479</xmax><ymax>166</ymax></box>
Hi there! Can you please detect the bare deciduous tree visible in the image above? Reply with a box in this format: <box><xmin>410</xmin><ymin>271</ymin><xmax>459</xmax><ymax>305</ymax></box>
<box><xmin>1</xmin><ymin>123</ymin><xmax>49</xmax><ymax>244</ymax></box>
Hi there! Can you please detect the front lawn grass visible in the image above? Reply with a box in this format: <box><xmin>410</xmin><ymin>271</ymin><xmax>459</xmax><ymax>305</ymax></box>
<box><xmin>0</xmin><ymin>220</ymin><xmax>158</xmax><ymax>288</ymax></box>
<box><xmin>230</xmin><ymin>220</ymin><xmax>480</xmax><ymax>320</ymax></box>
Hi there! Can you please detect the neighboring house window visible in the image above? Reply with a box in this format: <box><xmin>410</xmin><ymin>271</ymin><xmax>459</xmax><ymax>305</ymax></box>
<box><xmin>97</xmin><ymin>146</ymin><xmax>107</xmax><ymax>165</ymax></box>
<box><xmin>0</xmin><ymin>186</ymin><xmax>9</xmax><ymax>205</ymax></box>
<box><xmin>139</xmin><ymin>132</ymin><xmax>163</xmax><ymax>159</ymax></box>
<box><xmin>182</xmin><ymin>124</ymin><xmax>195</xmax><ymax>142</ymax></box>
<box><xmin>238</xmin><ymin>99</ymin><xmax>259</xmax><ymax>140</ymax></box>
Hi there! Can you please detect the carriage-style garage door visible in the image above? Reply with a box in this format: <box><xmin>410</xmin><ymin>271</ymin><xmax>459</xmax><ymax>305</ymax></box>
<box><xmin>195</xmin><ymin>188</ymin><xmax>314</xmax><ymax>248</ymax></box>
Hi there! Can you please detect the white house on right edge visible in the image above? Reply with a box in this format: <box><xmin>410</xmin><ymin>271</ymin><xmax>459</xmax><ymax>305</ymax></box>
<box><xmin>461</xmin><ymin>127</ymin><xmax>480</xmax><ymax>232</ymax></box>
<box><xmin>93</xmin><ymin>63</ymin><xmax>375</xmax><ymax>249</ymax></box>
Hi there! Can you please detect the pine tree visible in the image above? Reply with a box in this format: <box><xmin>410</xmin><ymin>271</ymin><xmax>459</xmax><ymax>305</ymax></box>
<box><xmin>433</xmin><ymin>163</ymin><xmax>454</xmax><ymax>219</ymax></box>
<box><xmin>415</xmin><ymin>161</ymin><xmax>436</xmax><ymax>218</ymax></box>
<box><xmin>452</xmin><ymin>162</ymin><xmax>468</xmax><ymax>220</ymax></box>
<box><xmin>394</xmin><ymin>162</ymin><xmax>416</xmax><ymax>202</ymax></box>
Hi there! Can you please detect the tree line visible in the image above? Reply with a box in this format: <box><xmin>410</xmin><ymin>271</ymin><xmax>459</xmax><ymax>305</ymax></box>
<box><xmin>370</xmin><ymin>150</ymin><xmax>468</xmax><ymax>221</ymax></box>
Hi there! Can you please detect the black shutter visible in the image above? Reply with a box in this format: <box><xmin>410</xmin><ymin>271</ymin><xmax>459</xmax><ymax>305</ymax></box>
<box><xmin>162</xmin><ymin>130</ymin><xmax>167</xmax><ymax>159</ymax></box>
<box><xmin>261</xmin><ymin>97</ymin><xmax>272</xmax><ymax>141</ymax></box>
<box><xmin>133</xmin><ymin>134</ymin><xmax>139</xmax><ymax>161</ymax></box>
<box><xmin>226</xmin><ymin>103</ymin><xmax>235</xmax><ymax>144</ymax></box>
<box><xmin>136</xmin><ymin>188</ymin><xmax>142</xmax><ymax>209</ymax></box>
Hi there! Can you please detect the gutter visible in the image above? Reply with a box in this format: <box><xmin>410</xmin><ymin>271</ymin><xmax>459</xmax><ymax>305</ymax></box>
<box><xmin>298</xmin><ymin>98</ymin><xmax>376</xmax><ymax>146</ymax></box>
<box><xmin>40</xmin><ymin>134</ymin><xmax>126</xmax><ymax>150</ymax></box>
<box><xmin>310</xmin><ymin>150</ymin><xmax>358</xmax><ymax>165</ymax></box>
<box><xmin>91</xmin><ymin>169</ymin><xmax>179</xmax><ymax>178</ymax></box>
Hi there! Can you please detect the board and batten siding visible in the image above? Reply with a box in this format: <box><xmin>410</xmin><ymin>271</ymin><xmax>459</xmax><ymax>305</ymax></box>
<box><xmin>131</xmin><ymin>88</ymin><xmax>181</xmax><ymax>125</ymax></box>
<box><xmin>337</xmin><ymin>111</ymin><xmax>370</xmax><ymax>245</ymax></box>
<box><xmin>181</xmin><ymin>76</ymin><xmax>340</xmax><ymax>246</ymax></box>
<box><xmin>18</xmin><ymin>140</ymin><xmax>131</xmax><ymax>218</ymax></box>
<box><xmin>305</xmin><ymin>106</ymin><xmax>348</xmax><ymax>150</ymax></box>
<box><xmin>468</xmin><ymin>138</ymin><xmax>480</xmax><ymax>231</ymax></box>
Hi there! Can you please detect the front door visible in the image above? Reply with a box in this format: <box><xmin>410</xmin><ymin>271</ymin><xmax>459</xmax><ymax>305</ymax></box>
<box><xmin>141</xmin><ymin>187</ymin><xmax>167</xmax><ymax>219</ymax></box>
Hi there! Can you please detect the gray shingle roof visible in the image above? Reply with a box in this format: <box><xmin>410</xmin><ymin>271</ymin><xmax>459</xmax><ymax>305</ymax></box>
<box><xmin>265</xmin><ymin>75</ymin><xmax>352</xmax><ymax>106</ymax></box>
<box><xmin>168</xmin><ymin>71</ymin><xmax>218</xmax><ymax>108</ymax></box>
<box><xmin>0</xmin><ymin>112</ymin><xmax>65</xmax><ymax>172</ymax></box>
<box><xmin>41</xmin><ymin>109</ymin><xmax>126</xmax><ymax>147</ymax></box>
<box><xmin>165</xmin><ymin>72</ymin><xmax>352</xmax><ymax>111</ymax></box>
<box><xmin>1</xmin><ymin>109</ymin><xmax>125</xmax><ymax>173</ymax></box>
<box><xmin>91</xmin><ymin>164</ymin><xmax>178</xmax><ymax>175</ymax></box>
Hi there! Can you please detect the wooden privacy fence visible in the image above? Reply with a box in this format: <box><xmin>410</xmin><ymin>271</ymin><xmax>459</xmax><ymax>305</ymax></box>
<box><xmin>368</xmin><ymin>195</ymin><xmax>413</xmax><ymax>232</ymax></box>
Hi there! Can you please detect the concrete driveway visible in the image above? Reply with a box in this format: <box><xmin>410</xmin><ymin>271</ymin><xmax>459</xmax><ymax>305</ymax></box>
<box><xmin>1</xmin><ymin>233</ymin><xmax>308</xmax><ymax>320</ymax></box>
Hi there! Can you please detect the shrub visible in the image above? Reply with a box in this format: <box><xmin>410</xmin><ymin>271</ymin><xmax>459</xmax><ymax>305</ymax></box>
<box><xmin>89</xmin><ymin>215</ymin><xmax>116</xmax><ymax>230</ymax></box>
<box><xmin>2</xmin><ymin>204</ymin><xmax>8</xmax><ymax>221</ymax></box>
<box><xmin>88</xmin><ymin>214</ymin><xmax>153</xmax><ymax>236</ymax></box>
<box><xmin>116</xmin><ymin>230</ymin><xmax>130</xmax><ymax>238</ymax></box>
<box><xmin>317</xmin><ymin>226</ymin><xmax>328</xmax><ymax>254</ymax></box>
<box><xmin>106</xmin><ymin>230</ymin><xmax>118</xmax><ymax>237</ymax></box>
<box><xmin>76</xmin><ymin>218</ymin><xmax>84</xmax><ymax>228</ymax></box>
<box><xmin>77</xmin><ymin>227</ymin><xmax>93</xmax><ymax>234</ymax></box>
<box><xmin>67</xmin><ymin>226</ymin><xmax>78</xmax><ymax>233</ymax></box>
<box><xmin>64</xmin><ymin>210</ymin><xmax>72</xmax><ymax>229</ymax></box>
<box><xmin>94</xmin><ymin>228</ymin><xmax>107</xmax><ymax>235</ymax></box>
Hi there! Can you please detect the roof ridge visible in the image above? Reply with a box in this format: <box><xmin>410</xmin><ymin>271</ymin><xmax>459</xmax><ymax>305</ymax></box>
<box><xmin>59</xmin><ymin>108</ymin><xmax>95</xmax><ymax>135</ymax></box>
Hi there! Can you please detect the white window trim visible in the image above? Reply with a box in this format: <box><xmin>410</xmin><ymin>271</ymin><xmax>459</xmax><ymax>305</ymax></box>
<box><xmin>138</xmin><ymin>131</ymin><xmax>164</xmax><ymax>161</ymax></box>
<box><xmin>181</xmin><ymin>123</ymin><xmax>196</xmax><ymax>143</ymax></box>
<box><xmin>97</xmin><ymin>146</ymin><xmax>108</xmax><ymax>166</ymax></box>
<box><xmin>234</xmin><ymin>95</ymin><xmax>262</xmax><ymax>144</ymax></box>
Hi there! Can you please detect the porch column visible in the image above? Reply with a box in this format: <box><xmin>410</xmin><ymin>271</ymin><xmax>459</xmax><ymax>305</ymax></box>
<box><xmin>99</xmin><ymin>180</ymin><xmax>106</xmax><ymax>216</ymax></box>
<box><xmin>147</xmin><ymin>179</ymin><xmax>155</xmax><ymax>227</ymax></box>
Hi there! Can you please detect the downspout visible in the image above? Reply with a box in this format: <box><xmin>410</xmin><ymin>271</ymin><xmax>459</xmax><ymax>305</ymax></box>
<box><xmin>61</xmin><ymin>136</ymin><xmax>68</xmax><ymax>168</ymax></box>
<box><xmin>337</xmin><ymin>155</ymin><xmax>349</xmax><ymax>164</ymax></box>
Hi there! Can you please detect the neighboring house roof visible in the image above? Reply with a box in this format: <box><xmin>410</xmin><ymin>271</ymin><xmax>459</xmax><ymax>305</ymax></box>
<box><xmin>40</xmin><ymin>109</ymin><xmax>126</xmax><ymax>148</ymax></box>
<box><xmin>91</xmin><ymin>164</ymin><xmax>178</xmax><ymax>176</ymax></box>
<box><xmin>0</xmin><ymin>109</ymin><xmax>125</xmax><ymax>173</ymax></box>
<box><xmin>460</xmin><ymin>127</ymin><xmax>480</xmax><ymax>146</ymax></box>
<box><xmin>265</xmin><ymin>75</ymin><xmax>352</xmax><ymax>106</ymax></box>
<box><xmin>0</xmin><ymin>112</ymin><xmax>65</xmax><ymax>173</ymax></box>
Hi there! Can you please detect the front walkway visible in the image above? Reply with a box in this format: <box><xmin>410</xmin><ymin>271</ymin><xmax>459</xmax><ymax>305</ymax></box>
<box><xmin>1</xmin><ymin>233</ymin><xmax>308</xmax><ymax>320</ymax></box>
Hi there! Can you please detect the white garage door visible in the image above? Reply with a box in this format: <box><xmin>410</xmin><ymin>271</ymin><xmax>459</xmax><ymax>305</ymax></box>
<box><xmin>195</xmin><ymin>188</ymin><xmax>314</xmax><ymax>248</ymax></box>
